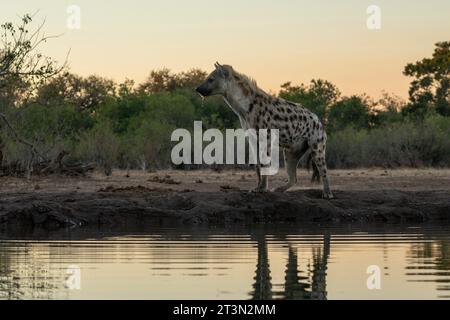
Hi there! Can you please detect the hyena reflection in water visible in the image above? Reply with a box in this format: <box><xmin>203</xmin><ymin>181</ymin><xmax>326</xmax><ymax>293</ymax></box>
<box><xmin>196</xmin><ymin>63</ymin><xmax>333</xmax><ymax>199</ymax></box>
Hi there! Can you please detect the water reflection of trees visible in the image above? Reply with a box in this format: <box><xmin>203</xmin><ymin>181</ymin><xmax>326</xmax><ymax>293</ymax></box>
<box><xmin>407</xmin><ymin>233</ymin><xmax>450</xmax><ymax>297</ymax></box>
<box><xmin>0</xmin><ymin>243</ymin><xmax>63</xmax><ymax>300</ymax></box>
<box><xmin>2</xmin><ymin>226</ymin><xmax>450</xmax><ymax>300</ymax></box>
<box><xmin>251</xmin><ymin>233</ymin><xmax>330</xmax><ymax>300</ymax></box>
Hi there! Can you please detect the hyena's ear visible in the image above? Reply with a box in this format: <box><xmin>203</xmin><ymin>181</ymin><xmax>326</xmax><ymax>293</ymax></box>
<box><xmin>215</xmin><ymin>62</ymin><xmax>230</xmax><ymax>78</ymax></box>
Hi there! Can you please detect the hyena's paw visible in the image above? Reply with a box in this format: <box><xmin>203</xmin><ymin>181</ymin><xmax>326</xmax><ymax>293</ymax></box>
<box><xmin>272</xmin><ymin>185</ymin><xmax>291</xmax><ymax>193</ymax></box>
<box><xmin>249</xmin><ymin>186</ymin><xmax>268</xmax><ymax>193</ymax></box>
<box><xmin>322</xmin><ymin>191</ymin><xmax>334</xmax><ymax>200</ymax></box>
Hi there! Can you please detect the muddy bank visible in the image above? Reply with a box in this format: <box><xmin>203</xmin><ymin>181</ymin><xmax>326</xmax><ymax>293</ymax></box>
<box><xmin>0</xmin><ymin>189</ymin><xmax>449</xmax><ymax>230</ymax></box>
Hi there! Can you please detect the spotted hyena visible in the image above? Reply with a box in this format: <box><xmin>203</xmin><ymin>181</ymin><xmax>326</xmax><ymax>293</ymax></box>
<box><xmin>196</xmin><ymin>63</ymin><xmax>333</xmax><ymax>199</ymax></box>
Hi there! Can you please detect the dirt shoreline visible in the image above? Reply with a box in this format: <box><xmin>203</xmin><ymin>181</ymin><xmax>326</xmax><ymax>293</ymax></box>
<box><xmin>0</xmin><ymin>169</ymin><xmax>449</xmax><ymax>230</ymax></box>
<box><xmin>0</xmin><ymin>189</ymin><xmax>449</xmax><ymax>230</ymax></box>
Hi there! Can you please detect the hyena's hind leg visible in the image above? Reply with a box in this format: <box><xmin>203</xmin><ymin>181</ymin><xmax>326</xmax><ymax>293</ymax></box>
<box><xmin>305</xmin><ymin>150</ymin><xmax>321</xmax><ymax>183</ymax></box>
<box><xmin>311</xmin><ymin>162</ymin><xmax>321</xmax><ymax>183</ymax></box>
<box><xmin>273</xmin><ymin>148</ymin><xmax>305</xmax><ymax>192</ymax></box>
<box><xmin>311</xmin><ymin>143</ymin><xmax>333</xmax><ymax>199</ymax></box>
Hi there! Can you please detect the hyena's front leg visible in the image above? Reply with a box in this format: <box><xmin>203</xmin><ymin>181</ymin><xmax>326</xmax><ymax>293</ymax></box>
<box><xmin>252</xmin><ymin>165</ymin><xmax>269</xmax><ymax>193</ymax></box>
<box><xmin>249</xmin><ymin>131</ymin><xmax>269</xmax><ymax>193</ymax></box>
<box><xmin>311</xmin><ymin>144</ymin><xmax>333</xmax><ymax>199</ymax></box>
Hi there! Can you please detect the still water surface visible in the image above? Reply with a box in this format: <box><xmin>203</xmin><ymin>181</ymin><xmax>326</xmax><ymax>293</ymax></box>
<box><xmin>1</xmin><ymin>225</ymin><xmax>450</xmax><ymax>300</ymax></box>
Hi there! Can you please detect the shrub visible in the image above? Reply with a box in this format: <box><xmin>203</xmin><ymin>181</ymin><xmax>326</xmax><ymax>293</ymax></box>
<box><xmin>75</xmin><ymin>121</ymin><xmax>120</xmax><ymax>175</ymax></box>
<box><xmin>327</xmin><ymin>115</ymin><xmax>450</xmax><ymax>168</ymax></box>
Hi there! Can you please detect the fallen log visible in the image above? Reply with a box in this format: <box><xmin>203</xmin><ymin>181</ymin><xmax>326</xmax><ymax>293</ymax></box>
<box><xmin>0</xmin><ymin>151</ymin><xmax>95</xmax><ymax>177</ymax></box>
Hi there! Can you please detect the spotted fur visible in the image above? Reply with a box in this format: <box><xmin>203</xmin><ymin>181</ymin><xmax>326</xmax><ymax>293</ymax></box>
<box><xmin>196</xmin><ymin>63</ymin><xmax>333</xmax><ymax>199</ymax></box>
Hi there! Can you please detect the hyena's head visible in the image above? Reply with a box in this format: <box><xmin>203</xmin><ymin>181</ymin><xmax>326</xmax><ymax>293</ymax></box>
<box><xmin>196</xmin><ymin>62</ymin><xmax>232</xmax><ymax>97</ymax></box>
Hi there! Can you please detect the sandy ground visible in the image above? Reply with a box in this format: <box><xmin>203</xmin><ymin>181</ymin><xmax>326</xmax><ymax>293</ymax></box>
<box><xmin>1</xmin><ymin>168</ymin><xmax>449</xmax><ymax>194</ymax></box>
<box><xmin>1</xmin><ymin>169</ymin><xmax>449</xmax><ymax>230</ymax></box>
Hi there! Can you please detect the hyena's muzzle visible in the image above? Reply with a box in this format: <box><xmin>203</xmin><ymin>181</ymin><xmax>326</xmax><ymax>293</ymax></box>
<box><xmin>195</xmin><ymin>84</ymin><xmax>212</xmax><ymax>97</ymax></box>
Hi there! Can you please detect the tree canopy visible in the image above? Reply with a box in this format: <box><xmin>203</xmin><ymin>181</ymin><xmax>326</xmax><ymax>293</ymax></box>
<box><xmin>403</xmin><ymin>41</ymin><xmax>450</xmax><ymax>117</ymax></box>
<box><xmin>0</xmin><ymin>15</ymin><xmax>449</xmax><ymax>174</ymax></box>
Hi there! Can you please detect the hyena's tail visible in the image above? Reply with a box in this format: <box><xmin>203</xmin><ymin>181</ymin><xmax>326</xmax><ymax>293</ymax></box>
<box><xmin>306</xmin><ymin>151</ymin><xmax>321</xmax><ymax>183</ymax></box>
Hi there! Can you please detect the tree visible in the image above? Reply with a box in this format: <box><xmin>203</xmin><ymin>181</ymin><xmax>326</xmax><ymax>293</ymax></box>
<box><xmin>138</xmin><ymin>68</ymin><xmax>176</xmax><ymax>94</ymax></box>
<box><xmin>36</xmin><ymin>72</ymin><xmax>83</xmax><ymax>106</ymax></box>
<box><xmin>137</xmin><ymin>68</ymin><xmax>207</xmax><ymax>94</ymax></box>
<box><xmin>177</xmin><ymin>68</ymin><xmax>207</xmax><ymax>90</ymax></box>
<box><xmin>0</xmin><ymin>14</ymin><xmax>64</xmax><ymax>100</ymax></box>
<box><xmin>118</xmin><ymin>79</ymin><xmax>135</xmax><ymax>98</ymax></box>
<box><xmin>0</xmin><ymin>14</ymin><xmax>68</xmax><ymax>176</ymax></box>
<box><xmin>279</xmin><ymin>79</ymin><xmax>341</xmax><ymax>123</ymax></box>
<box><xmin>328</xmin><ymin>95</ymin><xmax>373</xmax><ymax>132</ymax></box>
<box><xmin>372</xmin><ymin>92</ymin><xmax>405</xmax><ymax>125</ymax></box>
<box><xmin>37</xmin><ymin>72</ymin><xmax>116</xmax><ymax>110</ymax></box>
<box><xmin>403</xmin><ymin>41</ymin><xmax>450</xmax><ymax>117</ymax></box>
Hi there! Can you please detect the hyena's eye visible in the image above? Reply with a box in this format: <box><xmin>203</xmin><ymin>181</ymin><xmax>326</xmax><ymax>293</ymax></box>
<box><xmin>208</xmin><ymin>77</ymin><xmax>214</xmax><ymax>83</ymax></box>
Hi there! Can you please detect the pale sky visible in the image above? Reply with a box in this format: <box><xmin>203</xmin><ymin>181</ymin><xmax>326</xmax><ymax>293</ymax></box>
<box><xmin>2</xmin><ymin>0</ymin><xmax>449</xmax><ymax>99</ymax></box>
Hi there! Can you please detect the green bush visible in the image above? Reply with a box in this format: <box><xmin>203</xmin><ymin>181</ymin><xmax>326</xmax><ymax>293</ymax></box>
<box><xmin>121</xmin><ymin>119</ymin><xmax>175</xmax><ymax>170</ymax></box>
<box><xmin>327</xmin><ymin>115</ymin><xmax>450</xmax><ymax>168</ymax></box>
<box><xmin>1</xmin><ymin>66</ymin><xmax>450</xmax><ymax>175</ymax></box>
<box><xmin>75</xmin><ymin>120</ymin><xmax>120</xmax><ymax>175</ymax></box>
